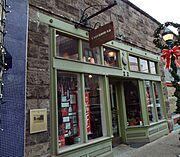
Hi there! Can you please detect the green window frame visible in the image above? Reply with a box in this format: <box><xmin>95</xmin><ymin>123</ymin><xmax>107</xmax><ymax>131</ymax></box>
<box><xmin>128</xmin><ymin>53</ymin><xmax>159</xmax><ymax>75</ymax></box>
<box><xmin>55</xmin><ymin>30</ymin><xmax>121</xmax><ymax>69</ymax></box>
<box><xmin>50</xmin><ymin>28</ymin><xmax>113</xmax><ymax>154</ymax></box>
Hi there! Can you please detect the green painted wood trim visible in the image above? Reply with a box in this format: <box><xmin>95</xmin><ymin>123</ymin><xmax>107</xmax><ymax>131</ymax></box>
<box><xmin>104</xmin><ymin>76</ymin><xmax>113</xmax><ymax>137</ymax></box>
<box><xmin>138</xmin><ymin>80</ymin><xmax>149</xmax><ymax>126</ymax></box>
<box><xmin>80</xmin><ymin>74</ymin><xmax>88</xmax><ymax>143</ymax></box>
<box><xmin>56</xmin><ymin>138</ymin><xmax>112</xmax><ymax>157</ymax></box>
<box><xmin>53</xmin><ymin>58</ymin><xmax>161</xmax><ymax>81</ymax></box>
<box><xmin>117</xmin><ymin>82</ymin><xmax>127</xmax><ymax>142</ymax></box>
<box><xmin>100</xmin><ymin>46</ymin><xmax>104</xmax><ymax>65</ymax></box>
<box><xmin>53</xmin><ymin>58</ymin><xmax>123</xmax><ymax>76</ymax></box>
<box><xmin>78</xmin><ymin>40</ymin><xmax>83</xmax><ymax>61</ymax></box>
<box><xmin>50</xmin><ymin>28</ymin><xmax>59</xmax><ymax>155</ymax></box>
<box><xmin>115</xmin><ymin>84</ymin><xmax>122</xmax><ymax>137</ymax></box>
<box><xmin>148</xmin><ymin>119</ymin><xmax>168</xmax><ymax>127</ymax></box>
<box><xmin>128</xmin><ymin>71</ymin><xmax>161</xmax><ymax>81</ymax></box>
<box><xmin>38</xmin><ymin>12</ymin><xmax>160</xmax><ymax>61</ymax></box>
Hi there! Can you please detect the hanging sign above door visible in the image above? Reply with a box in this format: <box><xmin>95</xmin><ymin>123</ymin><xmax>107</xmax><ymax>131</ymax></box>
<box><xmin>89</xmin><ymin>22</ymin><xmax>115</xmax><ymax>48</ymax></box>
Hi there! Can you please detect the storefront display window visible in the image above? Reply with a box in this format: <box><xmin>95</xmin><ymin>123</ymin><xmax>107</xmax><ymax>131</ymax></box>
<box><xmin>129</xmin><ymin>55</ymin><xmax>139</xmax><ymax>71</ymax></box>
<box><xmin>145</xmin><ymin>81</ymin><xmax>164</xmax><ymax>123</ymax></box>
<box><xmin>103</xmin><ymin>47</ymin><xmax>118</xmax><ymax>67</ymax></box>
<box><xmin>124</xmin><ymin>80</ymin><xmax>143</xmax><ymax>126</ymax></box>
<box><xmin>145</xmin><ymin>81</ymin><xmax>156</xmax><ymax>123</ymax></box>
<box><xmin>57</xmin><ymin>71</ymin><xmax>81</xmax><ymax>148</ymax></box>
<box><xmin>149</xmin><ymin>61</ymin><xmax>156</xmax><ymax>74</ymax></box>
<box><xmin>82</xmin><ymin>41</ymin><xmax>101</xmax><ymax>64</ymax></box>
<box><xmin>140</xmin><ymin>59</ymin><xmax>149</xmax><ymax>73</ymax></box>
<box><xmin>153</xmin><ymin>83</ymin><xmax>164</xmax><ymax>120</ymax></box>
<box><xmin>56</xmin><ymin>31</ymin><xmax>79</xmax><ymax>60</ymax></box>
<box><xmin>84</xmin><ymin>74</ymin><xmax>106</xmax><ymax>140</ymax></box>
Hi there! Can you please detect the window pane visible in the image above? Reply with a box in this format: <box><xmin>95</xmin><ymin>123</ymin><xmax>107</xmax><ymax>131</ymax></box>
<box><xmin>154</xmin><ymin>83</ymin><xmax>164</xmax><ymax>120</ymax></box>
<box><xmin>140</xmin><ymin>59</ymin><xmax>149</xmax><ymax>73</ymax></box>
<box><xmin>82</xmin><ymin>41</ymin><xmax>101</xmax><ymax>64</ymax></box>
<box><xmin>84</xmin><ymin>74</ymin><xmax>106</xmax><ymax>140</ymax></box>
<box><xmin>145</xmin><ymin>81</ymin><xmax>156</xmax><ymax>123</ymax></box>
<box><xmin>56</xmin><ymin>32</ymin><xmax>78</xmax><ymax>60</ymax></box>
<box><xmin>103</xmin><ymin>47</ymin><xmax>118</xmax><ymax>67</ymax></box>
<box><xmin>57</xmin><ymin>71</ymin><xmax>81</xmax><ymax>148</ymax></box>
<box><xmin>124</xmin><ymin>80</ymin><xmax>143</xmax><ymax>126</ymax></box>
<box><xmin>129</xmin><ymin>55</ymin><xmax>139</xmax><ymax>71</ymax></box>
<box><xmin>149</xmin><ymin>61</ymin><xmax>157</xmax><ymax>74</ymax></box>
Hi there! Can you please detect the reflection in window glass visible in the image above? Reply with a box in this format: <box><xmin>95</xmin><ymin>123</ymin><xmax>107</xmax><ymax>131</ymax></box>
<box><xmin>145</xmin><ymin>81</ymin><xmax>156</xmax><ymax>123</ymax></box>
<box><xmin>129</xmin><ymin>55</ymin><xmax>139</xmax><ymax>71</ymax></box>
<box><xmin>56</xmin><ymin>32</ymin><xmax>78</xmax><ymax>60</ymax></box>
<box><xmin>153</xmin><ymin>83</ymin><xmax>164</xmax><ymax>120</ymax></box>
<box><xmin>140</xmin><ymin>59</ymin><xmax>149</xmax><ymax>73</ymax></box>
<box><xmin>103</xmin><ymin>47</ymin><xmax>118</xmax><ymax>67</ymax></box>
<box><xmin>149</xmin><ymin>61</ymin><xmax>156</xmax><ymax>74</ymax></box>
<box><xmin>124</xmin><ymin>80</ymin><xmax>143</xmax><ymax>126</ymax></box>
<box><xmin>82</xmin><ymin>41</ymin><xmax>101</xmax><ymax>64</ymax></box>
<box><xmin>84</xmin><ymin>74</ymin><xmax>106</xmax><ymax>140</ymax></box>
<box><xmin>57</xmin><ymin>71</ymin><xmax>81</xmax><ymax>148</ymax></box>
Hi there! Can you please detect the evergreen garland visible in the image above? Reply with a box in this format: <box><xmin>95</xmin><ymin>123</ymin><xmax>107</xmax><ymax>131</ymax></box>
<box><xmin>153</xmin><ymin>22</ymin><xmax>180</xmax><ymax>120</ymax></box>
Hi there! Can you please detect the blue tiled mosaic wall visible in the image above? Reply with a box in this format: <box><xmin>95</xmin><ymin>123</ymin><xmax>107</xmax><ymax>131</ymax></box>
<box><xmin>0</xmin><ymin>0</ymin><xmax>28</xmax><ymax>156</ymax></box>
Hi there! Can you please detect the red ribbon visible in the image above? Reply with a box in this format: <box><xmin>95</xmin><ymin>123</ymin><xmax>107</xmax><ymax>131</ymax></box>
<box><xmin>161</xmin><ymin>46</ymin><xmax>180</xmax><ymax>69</ymax></box>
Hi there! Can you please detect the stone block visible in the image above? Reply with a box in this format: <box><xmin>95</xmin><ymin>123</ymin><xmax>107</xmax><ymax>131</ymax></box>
<box><xmin>25</xmin><ymin>142</ymin><xmax>50</xmax><ymax>157</ymax></box>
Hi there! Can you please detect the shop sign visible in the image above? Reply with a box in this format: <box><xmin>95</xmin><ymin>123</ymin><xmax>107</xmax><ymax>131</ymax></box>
<box><xmin>89</xmin><ymin>22</ymin><xmax>115</xmax><ymax>48</ymax></box>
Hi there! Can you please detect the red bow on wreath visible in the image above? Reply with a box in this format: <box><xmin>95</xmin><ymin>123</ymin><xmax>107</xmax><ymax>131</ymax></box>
<box><xmin>161</xmin><ymin>46</ymin><xmax>180</xmax><ymax>69</ymax></box>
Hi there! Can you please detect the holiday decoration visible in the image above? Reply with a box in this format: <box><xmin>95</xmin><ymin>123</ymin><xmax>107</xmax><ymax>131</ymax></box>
<box><xmin>153</xmin><ymin>22</ymin><xmax>180</xmax><ymax>121</ymax></box>
<box><xmin>161</xmin><ymin>46</ymin><xmax>180</xmax><ymax>69</ymax></box>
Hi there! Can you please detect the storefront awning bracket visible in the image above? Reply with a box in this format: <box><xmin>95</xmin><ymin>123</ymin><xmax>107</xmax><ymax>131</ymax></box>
<box><xmin>75</xmin><ymin>0</ymin><xmax>117</xmax><ymax>29</ymax></box>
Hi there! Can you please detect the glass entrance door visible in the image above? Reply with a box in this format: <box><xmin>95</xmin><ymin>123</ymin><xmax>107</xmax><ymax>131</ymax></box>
<box><xmin>109</xmin><ymin>84</ymin><xmax>121</xmax><ymax>147</ymax></box>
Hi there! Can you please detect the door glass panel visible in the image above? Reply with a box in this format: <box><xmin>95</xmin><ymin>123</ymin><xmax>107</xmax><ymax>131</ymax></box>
<box><xmin>124</xmin><ymin>80</ymin><xmax>143</xmax><ymax>126</ymax></box>
<box><xmin>109</xmin><ymin>83</ymin><xmax>122</xmax><ymax>147</ymax></box>
<box><xmin>109</xmin><ymin>84</ymin><xmax>119</xmax><ymax>137</ymax></box>
<box><xmin>57</xmin><ymin>71</ymin><xmax>81</xmax><ymax>148</ymax></box>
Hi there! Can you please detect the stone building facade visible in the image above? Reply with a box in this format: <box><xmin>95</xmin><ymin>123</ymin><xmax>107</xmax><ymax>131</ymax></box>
<box><xmin>0</xmin><ymin>0</ymin><xmax>166</xmax><ymax>156</ymax></box>
<box><xmin>25</xmin><ymin>0</ymin><xmax>170</xmax><ymax>157</ymax></box>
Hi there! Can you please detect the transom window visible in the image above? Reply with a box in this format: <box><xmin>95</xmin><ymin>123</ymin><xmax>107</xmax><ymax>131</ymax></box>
<box><xmin>56</xmin><ymin>32</ymin><xmax>79</xmax><ymax>60</ymax></box>
<box><xmin>129</xmin><ymin>54</ymin><xmax>158</xmax><ymax>74</ymax></box>
<box><xmin>103</xmin><ymin>47</ymin><xmax>119</xmax><ymax>67</ymax></box>
<box><xmin>129</xmin><ymin>55</ymin><xmax>139</xmax><ymax>71</ymax></box>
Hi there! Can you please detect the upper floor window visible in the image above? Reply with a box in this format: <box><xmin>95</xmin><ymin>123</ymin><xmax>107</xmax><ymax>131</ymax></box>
<box><xmin>129</xmin><ymin>55</ymin><xmax>139</xmax><ymax>71</ymax></box>
<box><xmin>103</xmin><ymin>47</ymin><xmax>118</xmax><ymax>67</ymax></box>
<box><xmin>56</xmin><ymin>31</ymin><xmax>79</xmax><ymax>60</ymax></box>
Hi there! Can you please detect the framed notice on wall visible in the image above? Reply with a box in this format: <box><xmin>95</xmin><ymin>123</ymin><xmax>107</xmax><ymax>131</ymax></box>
<box><xmin>30</xmin><ymin>108</ymin><xmax>47</xmax><ymax>134</ymax></box>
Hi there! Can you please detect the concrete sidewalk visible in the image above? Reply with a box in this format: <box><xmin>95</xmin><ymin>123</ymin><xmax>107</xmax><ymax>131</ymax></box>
<box><xmin>113</xmin><ymin>130</ymin><xmax>180</xmax><ymax>157</ymax></box>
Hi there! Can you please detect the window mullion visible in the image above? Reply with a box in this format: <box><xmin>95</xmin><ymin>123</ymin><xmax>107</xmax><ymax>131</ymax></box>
<box><xmin>78</xmin><ymin>39</ymin><xmax>83</xmax><ymax>61</ymax></box>
<box><xmin>80</xmin><ymin>74</ymin><xmax>88</xmax><ymax>143</ymax></box>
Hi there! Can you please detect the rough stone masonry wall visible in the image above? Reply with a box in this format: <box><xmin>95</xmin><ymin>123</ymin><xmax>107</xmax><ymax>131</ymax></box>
<box><xmin>26</xmin><ymin>0</ymin><xmax>167</xmax><ymax>156</ymax></box>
